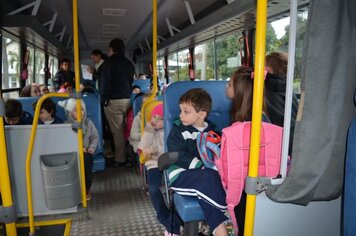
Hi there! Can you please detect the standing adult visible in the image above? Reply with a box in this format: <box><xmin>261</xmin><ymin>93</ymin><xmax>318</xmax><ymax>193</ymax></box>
<box><xmin>89</xmin><ymin>49</ymin><xmax>105</xmax><ymax>90</ymax></box>
<box><xmin>101</xmin><ymin>38</ymin><xmax>134</xmax><ymax>166</ymax></box>
<box><xmin>265</xmin><ymin>51</ymin><xmax>299</xmax><ymax>155</ymax></box>
<box><xmin>53</xmin><ymin>58</ymin><xmax>75</xmax><ymax>91</ymax></box>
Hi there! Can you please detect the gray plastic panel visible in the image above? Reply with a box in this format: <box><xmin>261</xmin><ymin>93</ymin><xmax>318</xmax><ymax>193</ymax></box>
<box><xmin>40</xmin><ymin>152</ymin><xmax>81</xmax><ymax>210</ymax></box>
<box><xmin>5</xmin><ymin>124</ymin><xmax>80</xmax><ymax>217</ymax></box>
<box><xmin>253</xmin><ymin>192</ymin><xmax>341</xmax><ymax>236</ymax></box>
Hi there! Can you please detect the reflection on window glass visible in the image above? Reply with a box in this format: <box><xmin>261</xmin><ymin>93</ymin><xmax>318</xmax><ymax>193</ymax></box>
<box><xmin>2</xmin><ymin>37</ymin><xmax>20</xmax><ymax>89</ymax></box>
<box><xmin>27</xmin><ymin>47</ymin><xmax>35</xmax><ymax>85</ymax></box>
<box><xmin>268</xmin><ymin>11</ymin><xmax>308</xmax><ymax>94</ymax></box>
<box><xmin>167</xmin><ymin>53</ymin><xmax>178</xmax><ymax>83</ymax></box>
<box><xmin>194</xmin><ymin>41</ymin><xmax>214</xmax><ymax>80</ymax></box>
<box><xmin>35</xmin><ymin>50</ymin><xmax>45</xmax><ymax>84</ymax></box>
<box><xmin>215</xmin><ymin>33</ymin><xmax>241</xmax><ymax>80</ymax></box>
<box><xmin>177</xmin><ymin>49</ymin><xmax>189</xmax><ymax>81</ymax></box>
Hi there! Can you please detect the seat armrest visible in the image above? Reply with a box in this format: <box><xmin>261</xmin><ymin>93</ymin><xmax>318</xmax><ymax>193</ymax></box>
<box><xmin>158</xmin><ymin>152</ymin><xmax>179</xmax><ymax>170</ymax></box>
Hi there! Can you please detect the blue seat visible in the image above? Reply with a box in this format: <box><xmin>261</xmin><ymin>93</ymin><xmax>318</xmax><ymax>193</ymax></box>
<box><xmin>132</xmin><ymin>94</ymin><xmax>144</xmax><ymax>116</ymax></box>
<box><xmin>163</xmin><ymin>81</ymin><xmax>231</xmax><ymax>229</ymax></box>
<box><xmin>18</xmin><ymin>93</ymin><xmax>105</xmax><ymax>172</ymax></box>
<box><xmin>133</xmin><ymin>79</ymin><xmax>151</xmax><ymax>93</ymax></box>
<box><xmin>344</xmin><ymin>91</ymin><xmax>356</xmax><ymax>235</ymax></box>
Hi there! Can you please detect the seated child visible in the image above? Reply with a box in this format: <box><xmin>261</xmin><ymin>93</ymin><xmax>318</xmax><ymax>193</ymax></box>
<box><xmin>4</xmin><ymin>99</ymin><xmax>33</xmax><ymax>125</ymax></box>
<box><xmin>58</xmin><ymin>98</ymin><xmax>99</xmax><ymax>200</ymax></box>
<box><xmin>32</xmin><ymin>98</ymin><xmax>63</xmax><ymax>124</ymax></box>
<box><xmin>39</xmin><ymin>84</ymin><xmax>49</xmax><ymax>96</ymax></box>
<box><xmin>20</xmin><ymin>84</ymin><xmax>40</xmax><ymax>97</ymax></box>
<box><xmin>167</xmin><ymin>88</ymin><xmax>228</xmax><ymax>236</ymax></box>
<box><xmin>128</xmin><ymin>93</ymin><xmax>151</xmax><ymax>153</ymax></box>
<box><xmin>138</xmin><ymin>103</ymin><xmax>176</xmax><ymax>234</ymax></box>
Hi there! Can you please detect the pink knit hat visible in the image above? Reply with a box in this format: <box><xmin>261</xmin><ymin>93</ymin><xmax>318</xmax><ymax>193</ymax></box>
<box><xmin>151</xmin><ymin>103</ymin><xmax>163</xmax><ymax>118</ymax></box>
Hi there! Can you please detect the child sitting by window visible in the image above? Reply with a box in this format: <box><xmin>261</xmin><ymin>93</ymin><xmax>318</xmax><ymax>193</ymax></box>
<box><xmin>166</xmin><ymin>88</ymin><xmax>228</xmax><ymax>236</ymax></box>
<box><xmin>58</xmin><ymin>98</ymin><xmax>99</xmax><ymax>200</ymax></box>
<box><xmin>32</xmin><ymin>98</ymin><xmax>63</xmax><ymax>124</ymax></box>
<box><xmin>4</xmin><ymin>99</ymin><xmax>33</xmax><ymax>125</ymax></box>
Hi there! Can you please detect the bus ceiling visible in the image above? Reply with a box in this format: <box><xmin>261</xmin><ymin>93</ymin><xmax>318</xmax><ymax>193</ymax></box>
<box><xmin>0</xmin><ymin>0</ymin><xmax>308</xmax><ymax>61</ymax></box>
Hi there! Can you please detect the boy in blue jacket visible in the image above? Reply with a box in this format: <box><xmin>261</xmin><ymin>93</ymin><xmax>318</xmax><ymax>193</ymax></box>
<box><xmin>4</xmin><ymin>99</ymin><xmax>33</xmax><ymax>125</ymax></box>
<box><xmin>167</xmin><ymin>88</ymin><xmax>228</xmax><ymax>236</ymax></box>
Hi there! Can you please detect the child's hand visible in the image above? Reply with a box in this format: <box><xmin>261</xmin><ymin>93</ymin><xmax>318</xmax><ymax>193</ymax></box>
<box><xmin>142</xmin><ymin>148</ymin><xmax>152</xmax><ymax>161</ymax></box>
<box><xmin>87</xmin><ymin>147</ymin><xmax>95</xmax><ymax>154</ymax></box>
<box><xmin>83</xmin><ymin>147</ymin><xmax>87</xmax><ymax>153</ymax></box>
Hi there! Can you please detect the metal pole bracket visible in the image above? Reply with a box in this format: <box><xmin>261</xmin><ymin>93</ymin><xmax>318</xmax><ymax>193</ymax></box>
<box><xmin>245</xmin><ymin>176</ymin><xmax>272</xmax><ymax>195</ymax></box>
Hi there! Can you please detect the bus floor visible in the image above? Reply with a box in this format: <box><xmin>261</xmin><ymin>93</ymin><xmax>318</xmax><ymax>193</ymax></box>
<box><xmin>70</xmin><ymin>166</ymin><xmax>165</xmax><ymax>235</ymax></box>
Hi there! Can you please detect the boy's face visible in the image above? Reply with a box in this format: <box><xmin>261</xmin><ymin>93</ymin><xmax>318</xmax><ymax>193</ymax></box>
<box><xmin>39</xmin><ymin>109</ymin><xmax>53</xmax><ymax>122</ymax></box>
<box><xmin>4</xmin><ymin>116</ymin><xmax>20</xmax><ymax>125</ymax></box>
<box><xmin>150</xmin><ymin>115</ymin><xmax>163</xmax><ymax>130</ymax></box>
<box><xmin>179</xmin><ymin>102</ymin><xmax>206</xmax><ymax>127</ymax></box>
<box><xmin>61</xmin><ymin>62</ymin><xmax>70</xmax><ymax>71</ymax></box>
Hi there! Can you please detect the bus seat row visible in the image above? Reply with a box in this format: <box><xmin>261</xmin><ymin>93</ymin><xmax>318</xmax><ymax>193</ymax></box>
<box><xmin>163</xmin><ymin>81</ymin><xmax>231</xmax><ymax>233</ymax></box>
<box><xmin>17</xmin><ymin>93</ymin><xmax>105</xmax><ymax>172</ymax></box>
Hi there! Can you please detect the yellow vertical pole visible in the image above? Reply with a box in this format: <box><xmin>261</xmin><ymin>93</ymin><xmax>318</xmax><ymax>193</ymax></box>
<box><xmin>0</xmin><ymin>99</ymin><xmax>17</xmax><ymax>236</ymax></box>
<box><xmin>140</xmin><ymin>0</ymin><xmax>158</xmax><ymax>132</ymax></box>
<box><xmin>26</xmin><ymin>93</ymin><xmax>69</xmax><ymax>234</ymax></box>
<box><xmin>72</xmin><ymin>0</ymin><xmax>87</xmax><ymax>208</ymax></box>
<box><xmin>243</xmin><ymin>0</ymin><xmax>267</xmax><ymax>235</ymax></box>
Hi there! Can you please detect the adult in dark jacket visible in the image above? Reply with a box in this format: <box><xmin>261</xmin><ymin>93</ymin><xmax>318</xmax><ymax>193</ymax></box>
<box><xmin>101</xmin><ymin>38</ymin><xmax>135</xmax><ymax>166</ymax></box>
<box><xmin>265</xmin><ymin>52</ymin><xmax>299</xmax><ymax>155</ymax></box>
<box><xmin>53</xmin><ymin>58</ymin><xmax>75</xmax><ymax>91</ymax></box>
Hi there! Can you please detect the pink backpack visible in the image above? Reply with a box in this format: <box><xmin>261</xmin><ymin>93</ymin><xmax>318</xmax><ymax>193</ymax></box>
<box><xmin>215</xmin><ymin>122</ymin><xmax>282</xmax><ymax>234</ymax></box>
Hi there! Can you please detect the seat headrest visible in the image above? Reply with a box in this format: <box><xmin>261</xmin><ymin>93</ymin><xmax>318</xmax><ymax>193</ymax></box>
<box><xmin>163</xmin><ymin>81</ymin><xmax>231</xmax><ymax>149</ymax></box>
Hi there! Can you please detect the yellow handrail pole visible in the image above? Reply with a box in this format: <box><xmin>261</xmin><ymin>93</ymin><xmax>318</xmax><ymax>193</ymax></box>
<box><xmin>243</xmin><ymin>0</ymin><xmax>268</xmax><ymax>235</ymax></box>
<box><xmin>72</xmin><ymin>0</ymin><xmax>87</xmax><ymax>208</ymax></box>
<box><xmin>0</xmin><ymin>99</ymin><xmax>17</xmax><ymax>235</ymax></box>
<box><xmin>26</xmin><ymin>93</ymin><xmax>69</xmax><ymax>234</ymax></box>
<box><xmin>140</xmin><ymin>0</ymin><xmax>158</xmax><ymax>133</ymax></box>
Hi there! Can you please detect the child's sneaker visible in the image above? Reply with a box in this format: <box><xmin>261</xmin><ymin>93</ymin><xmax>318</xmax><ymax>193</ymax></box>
<box><xmin>164</xmin><ymin>230</ymin><xmax>179</xmax><ymax>236</ymax></box>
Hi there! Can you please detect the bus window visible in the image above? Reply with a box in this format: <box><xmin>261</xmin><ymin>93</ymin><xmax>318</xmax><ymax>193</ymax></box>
<box><xmin>177</xmin><ymin>49</ymin><xmax>189</xmax><ymax>81</ymax></box>
<box><xmin>215</xmin><ymin>33</ymin><xmax>241</xmax><ymax>80</ymax></box>
<box><xmin>27</xmin><ymin>47</ymin><xmax>35</xmax><ymax>85</ymax></box>
<box><xmin>168</xmin><ymin>52</ymin><xmax>178</xmax><ymax>83</ymax></box>
<box><xmin>195</xmin><ymin>41</ymin><xmax>214</xmax><ymax>80</ymax></box>
<box><xmin>48</xmin><ymin>55</ymin><xmax>58</xmax><ymax>88</ymax></box>
<box><xmin>34</xmin><ymin>50</ymin><xmax>45</xmax><ymax>84</ymax></box>
<box><xmin>269</xmin><ymin>11</ymin><xmax>308</xmax><ymax>94</ymax></box>
<box><xmin>2</xmin><ymin>37</ymin><xmax>20</xmax><ymax>91</ymax></box>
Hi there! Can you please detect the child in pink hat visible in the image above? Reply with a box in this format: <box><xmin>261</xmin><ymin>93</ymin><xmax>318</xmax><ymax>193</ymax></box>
<box><xmin>138</xmin><ymin>103</ymin><xmax>179</xmax><ymax>236</ymax></box>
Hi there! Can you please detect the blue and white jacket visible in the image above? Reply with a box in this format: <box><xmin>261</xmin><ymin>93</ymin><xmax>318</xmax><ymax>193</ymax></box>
<box><xmin>166</xmin><ymin>118</ymin><xmax>217</xmax><ymax>185</ymax></box>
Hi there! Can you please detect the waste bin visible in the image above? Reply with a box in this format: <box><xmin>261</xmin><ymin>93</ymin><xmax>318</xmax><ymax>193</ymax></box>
<box><xmin>40</xmin><ymin>152</ymin><xmax>81</xmax><ymax>210</ymax></box>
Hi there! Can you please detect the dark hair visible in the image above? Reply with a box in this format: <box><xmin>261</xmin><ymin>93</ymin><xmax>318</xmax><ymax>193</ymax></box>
<box><xmin>179</xmin><ymin>88</ymin><xmax>212</xmax><ymax>114</ymax></box>
<box><xmin>229</xmin><ymin>67</ymin><xmax>267</xmax><ymax>122</ymax></box>
<box><xmin>265</xmin><ymin>52</ymin><xmax>288</xmax><ymax>77</ymax></box>
<box><xmin>109</xmin><ymin>38</ymin><xmax>125</xmax><ymax>53</ymax></box>
<box><xmin>5</xmin><ymin>99</ymin><xmax>22</xmax><ymax>118</ymax></box>
<box><xmin>132</xmin><ymin>85</ymin><xmax>141</xmax><ymax>91</ymax></box>
<box><xmin>32</xmin><ymin>98</ymin><xmax>56</xmax><ymax>117</ymax></box>
<box><xmin>60</xmin><ymin>58</ymin><xmax>71</xmax><ymax>65</ymax></box>
<box><xmin>91</xmin><ymin>49</ymin><xmax>104</xmax><ymax>57</ymax></box>
<box><xmin>20</xmin><ymin>85</ymin><xmax>32</xmax><ymax>97</ymax></box>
